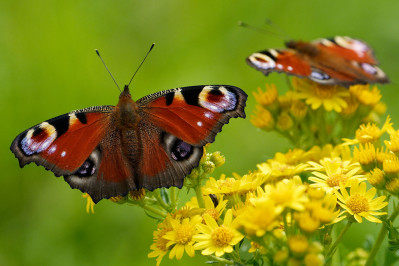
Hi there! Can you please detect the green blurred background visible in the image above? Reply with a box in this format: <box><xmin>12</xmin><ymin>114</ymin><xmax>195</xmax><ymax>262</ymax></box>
<box><xmin>1</xmin><ymin>0</ymin><xmax>399</xmax><ymax>265</ymax></box>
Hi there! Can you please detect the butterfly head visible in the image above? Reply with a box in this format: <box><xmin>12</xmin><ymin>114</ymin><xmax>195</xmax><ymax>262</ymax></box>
<box><xmin>116</xmin><ymin>85</ymin><xmax>140</xmax><ymax>128</ymax></box>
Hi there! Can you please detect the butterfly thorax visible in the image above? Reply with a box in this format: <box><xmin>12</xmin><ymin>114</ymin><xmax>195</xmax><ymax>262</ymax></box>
<box><xmin>115</xmin><ymin>85</ymin><xmax>141</xmax><ymax>129</ymax></box>
<box><xmin>286</xmin><ymin>40</ymin><xmax>319</xmax><ymax>57</ymax></box>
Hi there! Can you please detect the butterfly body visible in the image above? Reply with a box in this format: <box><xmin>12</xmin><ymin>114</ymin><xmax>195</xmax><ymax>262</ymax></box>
<box><xmin>247</xmin><ymin>36</ymin><xmax>389</xmax><ymax>86</ymax></box>
<box><xmin>11</xmin><ymin>85</ymin><xmax>247</xmax><ymax>203</ymax></box>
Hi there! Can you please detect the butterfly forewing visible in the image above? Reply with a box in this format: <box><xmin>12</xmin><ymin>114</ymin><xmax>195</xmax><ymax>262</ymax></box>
<box><xmin>11</xmin><ymin>106</ymin><xmax>114</xmax><ymax>176</ymax></box>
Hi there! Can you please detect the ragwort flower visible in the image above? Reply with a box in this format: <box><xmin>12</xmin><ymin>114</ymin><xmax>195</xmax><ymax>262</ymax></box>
<box><xmin>335</xmin><ymin>181</ymin><xmax>388</xmax><ymax>223</ymax></box>
<box><xmin>291</xmin><ymin>77</ymin><xmax>349</xmax><ymax>112</ymax></box>
<box><xmin>163</xmin><ymin>215</ymin><xmax>202</xmax><ymax>260</ymax></box>
<box><xmin>193</xmin><ymin>209</ymin><xmax>243</xmax><ymax>257</ymax></box>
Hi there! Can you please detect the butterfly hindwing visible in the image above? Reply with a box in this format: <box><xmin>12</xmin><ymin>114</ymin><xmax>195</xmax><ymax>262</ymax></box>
<box><xmin>137</xmin><ymin>120</ymin><xmax>203</xmax><ymax>190</ymax></box>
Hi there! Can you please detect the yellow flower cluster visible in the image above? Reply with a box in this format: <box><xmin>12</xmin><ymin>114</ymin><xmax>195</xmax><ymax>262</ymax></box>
<box><xmin>251</xmin><ymin>79</ymin><xmax>386</xmax><ymax>149</ymax></box>
<box><xmin>148</xmin><ymin>196</ymin><xmax>243</xmax><ymax>265</ymax></box>
<box><xmin>146</xmin><ymin>138</ymin><xmax>392</xmax><ymax>265</ymax></box>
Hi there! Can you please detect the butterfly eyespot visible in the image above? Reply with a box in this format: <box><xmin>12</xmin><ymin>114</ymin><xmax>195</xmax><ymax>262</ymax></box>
<box><xmin>171</xmin><ymin>139</ymin><xmax>193</xmax><ymax>161</ymax></box>
<box><xmin>73</xmin><ymin>149</ymin><xmax>100</xmax><ymax>177</ymax></box>
<box><xmin>248</xmin><ymin>52</ymin><xmax>276</xmax><ymax>70</ymax></box>
<box><xmin>20</xmin><ymin>123</ymin><xmax>57</xmax><ymax>156</ymax></box>
<box><xmin>199</xmin><ymin>86</ymin><xmax>238</xmax><ymax>113</ymax></box>
<box><xmin>310</xmin><ymin>69</ymin><xmax>331</xmax><ymax>81</ymax></box>
<box><xmin>335</xmin><ymin>36</ymin><xmax>369</xmax><ymax>53</ymax></box>
<box><xmin>360</xmin><ymin>63</ymin><xmax>378</xmax><ymax>75</ymax></box>
<box><xmin>75</xmin><ymin>159</ymin><xmax>96</xmax><ymax>177</ymax></box>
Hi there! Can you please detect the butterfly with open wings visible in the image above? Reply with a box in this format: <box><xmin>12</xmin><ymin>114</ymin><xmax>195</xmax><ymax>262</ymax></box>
<box><xmin>247</xmin><ymin>36</ymin><xmax>389</xmax><ymax>86</ymax></box>
<box><xmin>11</xmin><ymin>84</ymin><xmax>247</xmax><ymax>203</ymax></box>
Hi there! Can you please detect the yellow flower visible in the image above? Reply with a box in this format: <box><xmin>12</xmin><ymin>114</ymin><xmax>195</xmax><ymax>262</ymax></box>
<box><xmin>349</xmin><ymin>84</ymin><xmax>382</xmax><ymax>107</ymax></box>
<box><xmin>307</xmin><ymin>157</ymin><xmax>360</xmax><ymax>173</ymax></box>
<box><xmin>353</xmin><ymin>143</ymin><xmax>376</xmax><ymax>170</ymax></box>
<box><xmin>291</xmin><ymin>77</ymin><xmax>349</xmax><ymax>112</ymax></box>
<box><xmin>186</xmin><ymin>195</ymin><xmax>227</xmax><ymax>222</ymax></box>
<box><xmin>366</xmin><ymin>168</ymin><xmax>385</xmax><ymax>189</ymax></box>
<box><xmin>383</xmin><ymin>156</ymin><xmax>399</xmax><ymax>175</ymax></box>
<box><xmin>308</xmin><ymin>158</ymin><xmax>365</xmax><ymax>193</ymax></box>
<box><xmin>82</xmin><ymin>193</ymin><xmax>95</xmax><ymax>214</ymax></box>
<box><xmin>288</xmin><ymin>235</ymin><xmax>309</xmax><ymax>255</ymax></box>
<box><xmin>253</xmin><ymin>84</ymin><xmax>278</xmax><ymax>106</ymax></box>
<box><xmin>296</xmin><ymin>211</ymin><xmax>320</xmax><ymax>233</ymax></box>
<box><xmin>290</xmin><ymin>100</ymin><xmax>308</xmax><ymax>120</ymax></box>
<box><xmin>342</xmin><ymin>116</ymin><xmax>392</xmax><ymax>145</ymax></box>
<box><xmin>386</xmin><ymin>178</ymin><xmax>399</xmax><ymax>195</ymax></box>
<box><xmin>193</xmin><ymin>209</ymin><xmax>243</xmax><ymax>257</ymax></box>
<box><xmin>210</xmin><ymin>151</ymin><xmax>225</xmax><ymax>168</ymax></box>
<box><xmin>255</xmin><ymin>177</ymin><xmax>309</xmax><ymax>213</ymax></box>
<box><xmin>306</xmin><ymin>144</ymin><xmax>351</xmax><ymax>162</ymax></box>
<box><xmin>279</xmin><ymin>90</ymin><xmax>297</xmax><ymax>109</ymax></box>
<box><xmin>376</xmin><ymin>147</ymin><xmax>395</xmax><ymax>165</ymax></box>
<box><xmin>148</xmin><ymin>228</ymin><xmax>171</xmax><ymax>266</ymax></box>
<box><xmin>257</xmin><ymin>160</ymin><xmax>307</xmax><ymax>183</ymax></box>
<box><xmin>248</xmin><ymin>241</ymin><xmax>267</xmax><ymax>254</ymax></box>
<box><xmin>202</xmin><ymin>173</ymin><xmax>266</xmax><ymax>196</ymax></box>
<box><xmin>335</xmin><ymin>181</ymin><xmax>388</xmax><ymax>223</ymax></box>
<box><xmin>385</xmin><ymin>129</ymin><xmax>399</xmax><ymax>154</ymax></box>
<box><xmin>273</xmin><ymin>148</ymin><xmax>310</xmax><ymax>165</ymax></box>
<box><xmin>306</xmin><ymin>193</ymin><xmax>343</xmax><ymax>224</ymax></box>
<box><xmin>276</xmin><ymin>112</ymin><xmax>294</xmax><ymax>131</ymax></box>
<box><xmin>341</xmin><ymin>95</ymin><xmax>359</xmax><ymax>116</ymax></box>
<box><xmin>163</xmin><ymin>215</ymin><xmax>202</xmax><ymax>260</ymax></box>
<box><xmin>304</xmin><ymin>253</ymin><xmax>325</xmax><ymax>266</ymax></box>
<box><xmin>251</xmin><ymin>105</ymin><xmax>275</xmax><ymax>130</ymax></box>
<box><xmin>274</xmin><ymin>249</ymin><xmax>289</xmax><ymax>263</ymax></box>
<box><xmin>235</xmin><ymin>198</ymin><xmax>279</xmax><ymax>237</ymax></box>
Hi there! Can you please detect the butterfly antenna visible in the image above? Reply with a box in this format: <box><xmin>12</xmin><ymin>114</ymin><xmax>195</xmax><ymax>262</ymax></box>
<box><xmin>238</xmin><ymin>21</ymin><xmax>288</xmax><ymax>40</ymax></box>
<box><xmin>95</xmin><ymin>49</ymin><xmax>121</xmax><ymax>92</ymax></box>
<box><xmin>264</xmin><ymin>19</ymin><xmax>292</xmax><ymax>40</ymax></box>
<box><xmin>127</xmin><ymin>43</ymin><xmax>155</xmax><ymax>87</ymax></box>
<box><xmin>238</xmin><ymin>21</ymin><xmax>280</xmax><ymax>39</ymax></box>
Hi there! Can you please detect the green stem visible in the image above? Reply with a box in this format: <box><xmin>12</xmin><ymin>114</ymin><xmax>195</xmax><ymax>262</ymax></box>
<box><xmin>153</xmin><ymin>190</ymin><xmax>171</xmax><ymax>211</ymax></box>
<box><xmin>170</xmin><ymin>187</ymin><xmax>177</xmax><ymax>210</ymax></box>
<box><xmin>207</xmin><ymin>255</ymin><xmax>234</xmax><ymax>265</ymax></box>
<box><xmin>195</xmin><ymin>184</ymin><xmax>205</xmax><ymax>208</ymax></box>
<box><xmin>142</xmin><ymin>204</ymin><xmax>167</xmax><ymax>218</ymax></box>
<box><xmin>365</xmin><ymin>204</ymin><xmax>399</xmax><ymax>266</ymax></box>
<box><xmin>327</xmin><ymin>220</ymin><xmax>353</xmax><ymax>258</ymax></box>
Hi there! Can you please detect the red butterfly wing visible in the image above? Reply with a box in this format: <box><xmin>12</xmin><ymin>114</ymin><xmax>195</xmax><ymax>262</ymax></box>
<box><xmin>137</xmin><ymin>85</ymin><xmax>247</xmax><ymax>145</ymax></box>
<box><xmin>135</xmin><ymin>85</ymin><xmax>247</xmax><ymax>190</ymax></box>
<box><xmin>314</xmin><ymin>36</ymin><xmax>377</xmax><ymax>64</ymax></box>
<box><xmin>247</xmin><ymin>49</ymin><xmax>312</xmax><ymax>78</ymax></box>
<box><xmin>137</xmin><ymin>120</ymin><xmax>203</xmax><ymax>190</ymax></box>
<box><xmin>11</xmin><ymin>106</ymin><xmax>113</xmax><ymax>176</ymax></box>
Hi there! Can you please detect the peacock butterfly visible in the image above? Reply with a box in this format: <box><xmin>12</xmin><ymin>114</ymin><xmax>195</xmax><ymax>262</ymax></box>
<box><xmin>246</xmin><ymin>36</ymin><xmax>389</xmax><ymax>87</ymax></box>
<box><xmin>11</xmin><ymin>83</ymin><xmax>247</xmax><ymax>203</ymax></box>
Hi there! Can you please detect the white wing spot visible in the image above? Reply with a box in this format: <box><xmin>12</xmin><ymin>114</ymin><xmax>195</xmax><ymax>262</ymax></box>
<box><xmin>61</xmin><ymin>151</ymin><xmax>66</xmax><ymax>157</ymax></box>
<box><xmin>197</xmin><ymin>121</ymin><xmax>203</xmax><ymax>127</ymax></box>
